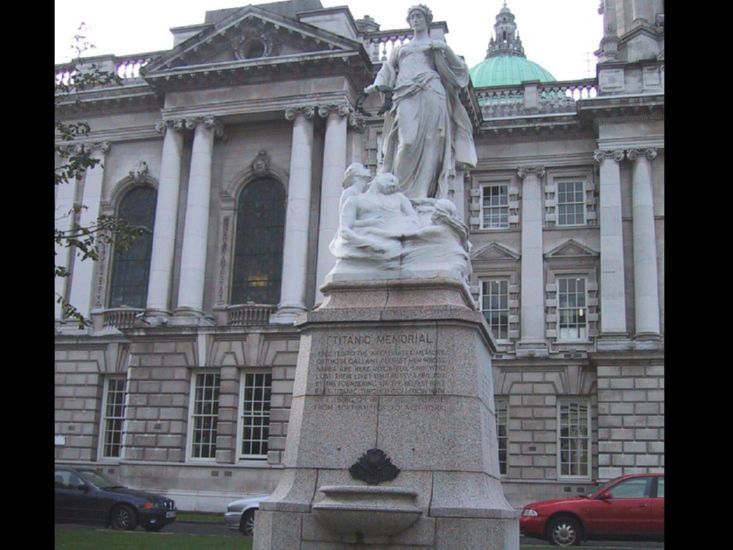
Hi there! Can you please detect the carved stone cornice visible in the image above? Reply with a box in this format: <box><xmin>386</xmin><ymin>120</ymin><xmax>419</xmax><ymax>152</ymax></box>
<box><xmin>285</xmin><ymin>106</ymin><xmax>316</xmax><ymax>121</ymax></box>
<box><xmin>593</xmin><ymin>149</ymin><xmax>625</xmax><ymax>163</ymax></box>
<box><xmin>517</xmin><ymin>166</ymin><xmax>545</xmax><ymax>180</ymax></box>
<box><xmin>317</xmin><ymin>103</ymin><xmax>351</xmax><ymax>118</ymax></box>
<box><xmin>626</xmin><ymin>148</ymin><xmax>658</xmax><ymax>162</ymax></box>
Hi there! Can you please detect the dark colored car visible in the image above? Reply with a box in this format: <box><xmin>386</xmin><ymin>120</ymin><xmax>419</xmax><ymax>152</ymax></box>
<box><xmin>520</xmin><ymin>472</ymin><xmax>664</xmax><ymax>546</ymax></box>
<box><xmin>55</xmin><ymin>465</ymin><xmax>177</xmax><ymax>531</ymax></box>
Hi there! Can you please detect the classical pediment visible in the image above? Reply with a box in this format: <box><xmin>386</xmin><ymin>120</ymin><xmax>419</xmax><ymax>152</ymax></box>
<box><xmin>142</xmin><ymin>4</ymin><xmax>366</xmax><ymax>78</ymax></box>
<box><xmin>544</xmin><ymin>239</ymin><xmax>599</xmax><ymax>259</ymax></box>
<box><xmin>471</xmin><ymin>242</ymin><xmax>521</xmax><ymax>262</ymax></box>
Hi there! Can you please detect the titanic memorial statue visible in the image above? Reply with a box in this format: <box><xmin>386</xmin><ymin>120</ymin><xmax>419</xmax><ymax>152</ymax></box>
<box><xmin>253</xmin><ymin>5</ymin><xmax>519</xmax><ymax>549</ymax></box>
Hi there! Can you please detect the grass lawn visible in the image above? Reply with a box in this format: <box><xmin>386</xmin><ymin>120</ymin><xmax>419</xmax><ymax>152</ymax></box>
<box><xmin>54</xmin><ymin>527</ymin><xmax>252</xmax><ymax>550</ymax></box>
<box><xmin>176</xmin><ymin>511</ymin><xmax>225</xmax><ymax>524</ymax></box>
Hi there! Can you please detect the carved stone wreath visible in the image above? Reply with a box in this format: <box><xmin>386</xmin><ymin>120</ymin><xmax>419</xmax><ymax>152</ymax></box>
<box><xmin>232</xmin><ymin>30</ymin><xmax>280</xmax><ymax>60</ymax></box>
<box><xmin>349</xmin><ymin>448</ymin><xmax>400</xmax><ymax>485</ymax></box>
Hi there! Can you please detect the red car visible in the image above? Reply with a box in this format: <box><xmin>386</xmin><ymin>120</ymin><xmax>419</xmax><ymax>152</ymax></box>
<box><xmin>520</xmin><ymin>473</ymin><xmax>664</xmax><ymax>546</ymax></box>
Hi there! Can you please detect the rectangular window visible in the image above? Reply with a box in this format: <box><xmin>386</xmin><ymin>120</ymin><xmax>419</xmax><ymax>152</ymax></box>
<box><xmin>239</xmin><ymin>372</ymin><xmax>272</xmax><ymax>459</ymax></box>
<box><xmin>481</xmin><ymin>279</ymin><xmax>509</xmax><ymax>340</ymax></box>
<box><xmin>481</xmin><ymin>185</ymin><xmax>509</xmax><ymax>229</ymax></box>
<box><xmin>558</xmin><ymin>399</ymin><xmax>590</xmax><ymax>477</ymax></box>
<box><xmin>495</xmin><ymin>397</ymin><xmax>508</xmax><ymax>475</ymax></box>
<box><xmin>100</xmin><ymin>377</ymin><xmax>126</xmax><ymax>458</ymax></box>
<box><xmin>558</xmin><ymin>277</ymin><xmax>587</xmax><ymax>340</ymax></box>
<box><xmin>556</xmin><ymin>181</ymin><xmax>585</xmax><ymax>226</ymax></box>
<box><xmin>189</xmin><ymin>372</ymin><xmax>220</xmax><ymax>460</ymax></box>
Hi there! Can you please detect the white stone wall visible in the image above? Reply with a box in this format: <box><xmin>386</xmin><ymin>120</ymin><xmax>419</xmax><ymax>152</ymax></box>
<box><xmin>596</xmin><ymin>361</ymin><xmax>664</xmax><ymax>479</ymax></box>
<box><xmin>55</xmin><ymin>343</ymin><xmax>128</xmax><ymax>462</ymax></box>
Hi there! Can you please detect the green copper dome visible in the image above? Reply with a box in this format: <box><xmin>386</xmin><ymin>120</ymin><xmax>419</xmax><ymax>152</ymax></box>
<box><xmin>470</xmin><ymin>2</ymin><xmax>556</xmax><ymax>88</ymax></box>
<box><xmin>470</xmin><ymin>56</ymin><xmax>556</xmax><ymax>87</ymax></box>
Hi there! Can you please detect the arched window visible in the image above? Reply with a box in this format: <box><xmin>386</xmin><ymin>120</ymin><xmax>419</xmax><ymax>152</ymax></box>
<box><xmin>231</xmin><ymin>178</ymin><xmax>285</xmax><ymax>305</ymax></box>
<box><xmin>108</xmin><ymin>186</ymin><xmax>156</xmax><ymax>308</ymax></box>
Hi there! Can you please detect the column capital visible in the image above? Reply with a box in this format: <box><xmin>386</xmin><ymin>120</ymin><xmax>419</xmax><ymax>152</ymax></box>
<box><xmin>348</xmin><ymin>112</ymin><xmax>367</xmax><ymax>133</ymax></box>
<box><xmin>593</xmin><ymin>149</ymin><xmax>625</xmax><ymax>163</ymax></box>
<box><xmin>155</xmin><ymin>119</ymin><xmax>190</xmax><ymax>134</ymax></box>
<box><xmin>186</xmin><ymin>116</ymin><xmax>226</xmax><ymax>139</ymax></box>
<box><xmin>285</xmin><ymin>106</ymin><xmax>316</xmax><ymax>121</ymax></box>
<box><xmin>89</xmin><ymin>141</ymin><xmax>111</xmax><ymax>154</ymax></box>
<box><xmin>201</xmin><ymin>115</ymin><xmax>225</xmax><ymax>136</ymax></box>
<box><xmin>626</xmin><ymin>148</ymin><xmax>658</xmax><ymax>162</ymax></box>
<box><xmin>517</xmin><ymin>166</ymin><xmax>545</xmax><ymax>180</ymax></box>
<box><xmin>317</xmin><ymin>103</ymin><xmax>351</xmax><ymax>119</ymax></box>
<box><xmin>158</xmin><ymin>117</ymin><xmax>225</xmax><ymax>138</ymax></box>
<box><xmin>57</xmin><ymin>140</ymin><xmax>110</xmax><ymax>158</ymax></box>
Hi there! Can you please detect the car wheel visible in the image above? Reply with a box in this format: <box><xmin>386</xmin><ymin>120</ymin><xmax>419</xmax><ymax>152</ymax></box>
<box><xmin>547</xmin><ymin>515</ymin><xmax>582</xmax><ymax>546</ymax></box>
<box><xmin>240</xmin><ymin>509</ymin><xmax>255</xmax><ymax>536</ymax></box>
<box><xmin>110</xmin><ymin>504</ymin><xmax>138</xmax><ymax>531</ymax></box>
<box><xmin>143</xmin><ymin>522</ymin><xmax>165</xmax><ymax>532</ymax></box>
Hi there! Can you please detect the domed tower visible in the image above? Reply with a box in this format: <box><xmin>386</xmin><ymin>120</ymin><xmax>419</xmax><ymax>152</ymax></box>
<box><xmin>470</xmin><ymin>2</ymin><xmax>556</xmax><ymax>87</ymax></box>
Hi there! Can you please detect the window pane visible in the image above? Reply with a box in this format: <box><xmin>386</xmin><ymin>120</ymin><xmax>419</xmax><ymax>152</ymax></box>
<box><xmin>495</xmin><ymin>398</ymin><xmax>508</xmax><ymax>475</ymax></box>
<box><xmin>240</xmin><ymin>373</ymin><xmax>272</xmax><ymax>459</ymax></box>
<box><xmin>556</xmin><ymin>181</ymin><xmax>585</xmax><ymax>226</ymax></box>
<box><xmin>190</xmin><ymin>373</ymin><xmax>220</xmax><ymax>459</ymax></box>
<box><xmin>558</xmin><ymin>400</ymin><xmax>590</xmax><ymax>477</ymax></box>
<box><xmin>101</xmin><ymin>377</ymin><xmax>126</xmax><ymax>458</ymax></box>
<box><xmin>481</xmin><ymin>185</ymin><xmax>509</xmax><ymax>229</ymax></box>
<box><xmin>109</xmin><ymin>187</ymin><xmax>157</xmax><ymax>308</ymax></box>
<box><xmin>609</xmin><ymin>477</ymin><xmax>650</xmax><ymax>499</ymax></box>
<box><xmin>557</xmin><ymin>277</ymin><xmax>587</xmax><ymax>340</ymax></box>
<box><xmin>231</xmin><ymin>179</ymin><xmax>285</xmax><ymax>305</ymax></box>
<box><xmin>481</xmin><ymin>279</ymin><xmax>509</xmax><ymax>340</ymax></box>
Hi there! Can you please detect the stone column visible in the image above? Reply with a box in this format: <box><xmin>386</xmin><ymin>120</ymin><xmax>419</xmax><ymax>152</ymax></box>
<box><xmin>452</xmin><ymin>168</ymin><xmax>467</xmax><ymax>223</ymax></box>
<box><xmin>594</xmin><ymin>149</ymin><xmax>627</xmax><ymax>336</ymax></box>
<box><xmin>67</xmin><ymin>142</ymin><xmax>110</xmax><ymax>322</ymax></box>
<box><xmin>145</xmin><ymin>120</ymin><xmax>187</xmax><ymax>322</ymax></box>
<box><xmin>347</xmin><ymin>112</ymin><xmax>366</xmax><ymax>165</ymax></box>
<box><xmin>55</xmin><ymin>146</ymin><xmax>79</xmax><ymax>319</ymax></box>
<box><xmin>173</xmin><ymin>116</ymin><xmax>223</xmax><ymax>322</ymax></box>
<box><xmin>627</xmin><ymin>148</ymin><xmax>660</xmax><ymax>337</ymax></box>
<box><xmin>271</xmin><ymin>106</ymin><xmax>316</xmax><ymax>325</ymax></box>
<box><xmin>314</xmin><ymin>103</ymin><xmax>349</xmax><ymax>304</ymax></box>
<box><xmin>517</xmin><ymin>166</ymin><xmax>547</xmax><ymax>356</ymax></box>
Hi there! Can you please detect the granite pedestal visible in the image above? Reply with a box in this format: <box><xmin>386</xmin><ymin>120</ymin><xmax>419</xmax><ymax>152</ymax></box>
<box><xmin>254</xmin><ymin>277</ymin><xmax>519</xmax><ymax>549</ymax></box>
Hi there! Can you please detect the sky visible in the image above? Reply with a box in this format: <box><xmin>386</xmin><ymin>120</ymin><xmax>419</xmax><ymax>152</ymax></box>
<box><xmin>55</xmin><ymin>0</ymin><xmax>602</xmax><ymax>81</ymax></box>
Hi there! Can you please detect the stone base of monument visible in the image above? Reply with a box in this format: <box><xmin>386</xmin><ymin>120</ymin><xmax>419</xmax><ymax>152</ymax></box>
<box><xmin>254</xmin><ymin>277</ymin><xmax>520</xmax><ymax>549</ymax></box>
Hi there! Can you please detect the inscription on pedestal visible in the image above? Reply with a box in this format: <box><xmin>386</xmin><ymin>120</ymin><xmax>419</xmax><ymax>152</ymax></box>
<box><xmin>313</xmin><ymin>329</ymin><xmax>446</xmax><ymax>396</ymax></box>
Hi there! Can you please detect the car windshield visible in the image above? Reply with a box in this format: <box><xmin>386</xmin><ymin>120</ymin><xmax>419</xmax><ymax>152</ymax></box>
<box><xmin>588</xmin><ymin>478</ymin><xmax>619</xmax><ymax>498</ymax></box>
<box><xmin>79</xmin><ymin>469</ymin><xmax>122</xmax><ymax>489</ymax></box>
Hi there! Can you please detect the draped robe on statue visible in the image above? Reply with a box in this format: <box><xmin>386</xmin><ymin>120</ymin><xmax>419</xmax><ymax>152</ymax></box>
<box><xmin>374</xmin><ymin>41</ymin><xmax>477</xmax><ymax>199</ymax></box>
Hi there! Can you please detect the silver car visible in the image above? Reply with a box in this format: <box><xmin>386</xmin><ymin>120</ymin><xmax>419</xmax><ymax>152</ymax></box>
<box><xmin>224</xmin><ymin>493</ymin><xmax>270</xmax><ymax>536</ymax></box>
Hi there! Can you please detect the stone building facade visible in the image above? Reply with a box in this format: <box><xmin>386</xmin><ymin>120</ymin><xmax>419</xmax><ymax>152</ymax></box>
<box><xmin>54</xmin><ymin>0</ymin><xmax>664</xmax><ymax>511</ymax></box>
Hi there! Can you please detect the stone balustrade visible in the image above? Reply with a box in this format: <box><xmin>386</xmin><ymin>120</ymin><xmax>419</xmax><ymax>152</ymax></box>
<box><xmin>474</xmin><ymin>78</ymin><xmax>598</xmax><ymax>118</ymax></box>
<box><xmin>55</xmin><ymin>51</ymin><xmax>166</xmax><ymax>87</ymax></box>
<box><xmin>99</xmin><ymin>307</ymin><xmax>144</xmax><ymax>329</ymax></box>
<box><xmin>227</xmin><ymin>304</ymin><xmax>278</xmax><ymax>326</ymax></box>
<box><xmin>362</xmin><ymin>29</ymin><xmax>413</xmax><ymax>63</ymax></box>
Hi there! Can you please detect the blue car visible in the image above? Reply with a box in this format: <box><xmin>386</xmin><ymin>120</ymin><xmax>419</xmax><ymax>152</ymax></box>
<box><xmin>55</xmin><ymin>465</ymin><xmax>177</xmax><ymax>531</ymax></box>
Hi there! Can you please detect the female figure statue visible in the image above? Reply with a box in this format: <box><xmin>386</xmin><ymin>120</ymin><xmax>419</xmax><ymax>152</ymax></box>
<box><xmin>364</xmin><ymin>4</ymin><xmax>477</xmax><ymax>200</ymax></box>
